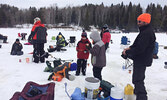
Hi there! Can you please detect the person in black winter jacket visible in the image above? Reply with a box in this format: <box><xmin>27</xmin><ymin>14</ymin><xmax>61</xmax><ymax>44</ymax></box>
<box><xmin>28</xmin><ymin>17</ymin><xmax>47</xmax><ymax>63</ymax></box>
<box><xmin>122</xmin><ymin>13</ymin><xmax>156</xmax><ymax>100</ymax></box>
<box><xmin>11</xmin><ymin>39</ymin><xmax>23</xmax><ymax>55</ymax></box>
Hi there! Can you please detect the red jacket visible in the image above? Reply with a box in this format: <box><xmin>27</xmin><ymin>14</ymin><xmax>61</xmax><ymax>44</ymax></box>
<box><xmin>76</xmin><ymin>38</ymin><xmax>91</xmax><ymax>59</ymax></box>
<box><xmin>102</xmin><ymin>31</ymin><xmax>111</xmax><ymax>44</ymax></box>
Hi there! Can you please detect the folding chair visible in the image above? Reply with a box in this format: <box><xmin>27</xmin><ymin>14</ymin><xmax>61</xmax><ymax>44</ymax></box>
<box><xmin>68</xmin><ymin>36</ymin><xmax>76</xmax><ymax>47</ymax></box>
<box><xmin>10</xmin><ymin>81</ymin><xmax>55</xmax><ymax>100</ymax></box>
<box><xmin>21</xmin><ymin>33</ymin><xmax>27</xmax><ymax>40</ymax></box>
<box><xmin>124</xmin><ymin>58</ymin><xmax>133</xmax><ymax>69</ymax></box>
<box><xmin>18</xmin><ymin>33</ymin><xmax>22</xmax><ymax>37</ymax></box>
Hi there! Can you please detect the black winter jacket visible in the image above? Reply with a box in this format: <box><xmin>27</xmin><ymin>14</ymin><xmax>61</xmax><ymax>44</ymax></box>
<box><xmin>126</xmin><ymin>24</ymin><xmax>156</xmax><ymax>66</ymax></box>
<box><xmin>11</xmin><ymin>42</ymin><xmax>23</xmax><ymax>53</ymax></box>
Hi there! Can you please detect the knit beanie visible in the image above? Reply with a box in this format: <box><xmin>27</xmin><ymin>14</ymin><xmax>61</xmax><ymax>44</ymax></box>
<box><xmin>16</xmin><ymin>38</ymin><xmax>19</xmax><ymax>42</ymax></box>
<box><xmin>81</xmin><ymin>32</ymin><xmax>87</xmax><ymax>37</ymax></box>
<box><xmin>137</xmin><ymin>13</ymin><xmax>151</xmax><ymax>24</ymax></box>
<box><xmin>34</xmin><ymin>17</ymin><xmax>41</xmax><ymax>24</ymax></box>
<box><xmin>103</xmin><ymin>24</ymin><xmax>108</xmax><ymax>29</ymax></box>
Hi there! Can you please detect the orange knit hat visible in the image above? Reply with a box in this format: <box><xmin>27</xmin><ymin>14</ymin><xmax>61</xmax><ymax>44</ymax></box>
<box><xmin>137</xmin><ymin>13</ymin><xmax>151</xmax><ymax>24</ymax></box>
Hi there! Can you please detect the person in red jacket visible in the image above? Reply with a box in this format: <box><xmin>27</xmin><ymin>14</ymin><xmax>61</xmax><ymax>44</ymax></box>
<box><xmin>100</xmin><ymin>24</ymin><xmax>111</xmax><ymax>50</ymax></box>
<box><xmin>76</xmin><ymin>31</ymin><xmax>92</xmax><ymax>76</ymax></box>
<box><xmin>28</xmin><ymin>17</ymin><xmax>47</xmax><ymax>63</ymax></box>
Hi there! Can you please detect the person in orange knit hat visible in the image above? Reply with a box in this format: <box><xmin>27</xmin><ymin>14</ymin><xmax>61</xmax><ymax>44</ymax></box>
<box><xmin>137</xmin><ymin>13</ymin><xmax>151</xmax><ymax>24</ymax></box>
<box><xmin>122</xmin><ymin>13</ymin><xmax>156</xmax><ymax>100</ymax></box>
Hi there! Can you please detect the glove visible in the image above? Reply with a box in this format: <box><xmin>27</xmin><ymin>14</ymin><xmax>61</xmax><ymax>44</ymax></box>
<box><xmin>85</xmin><ymin>44</ymin><xmax>91</xmax><ymax>50</ymax></box>
<box><xmin>84</xmin><ymin>50</ymin><xmax>87</xmax><ymax>53</ymax></box>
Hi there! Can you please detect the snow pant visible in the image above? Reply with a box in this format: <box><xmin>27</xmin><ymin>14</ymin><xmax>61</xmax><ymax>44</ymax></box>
<box><xmin>33</xmin><ymin>43</ymin><xmax>45</xmax><ymax>63</ymax></box>
<box><xmin>76</xmin><ymin>59</ymin><xmax>87</xmax><ymax>75</ymax></box>
<box><xmin>11</xmin><ymin>51</ymin><xmax>23</xmax><ymax>55</ymax></box>
<box><xmin>0</xmin><ymin>36</ymin><xmax>7</xmax><ymax>43</ymax></box>
<box><xmin>105</xmin><ymin>42</ymin><xmax>109</xmax><ymax>50</ymax></box>
<box><xmin>132</xmin><ymin>64</ymin><xmax>147</xmax><ymax>100</ymax></box>
<box><xmin>93</xmin><ymin>67</ymin><xmax>103</xmax><ymax>81</ymax></box>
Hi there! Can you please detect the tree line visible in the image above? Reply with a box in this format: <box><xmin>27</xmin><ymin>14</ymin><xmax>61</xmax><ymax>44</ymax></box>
<box><xmin>0</xmin><ymin>2</ymin><xmax>167</xmax><ymax>32</ymax></box>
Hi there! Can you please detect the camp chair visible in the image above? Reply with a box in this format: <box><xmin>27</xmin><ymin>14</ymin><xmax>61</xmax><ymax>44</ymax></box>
<box><xmin>18</xmin><ymin>33</ymin><xmax>22</xmax><ymax>37</ymax></box>
<box><xmin>21</xmin><ymin>33</ymin><xmax>27</xmax><ymax>40</ymax></box>
<box><xmin>68</xmin><ymin>36</ymin><xmax>76</xmax><ymax>47</ymax></box>
<box><xmin>124</xmin><ymin>58</ymin><xmax>133</xmax><ymax>69</ymax></box>
<box><xmin>10</xmin><ymin>81</ymin><xmax>55</xmax><ymax>100</ymax></box>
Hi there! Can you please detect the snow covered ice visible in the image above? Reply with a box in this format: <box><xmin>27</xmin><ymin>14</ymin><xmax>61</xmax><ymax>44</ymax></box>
<box><xmin>0</xmin><ymin>28</ymin><xmax>167</xmax><ymax>100</ymax></box>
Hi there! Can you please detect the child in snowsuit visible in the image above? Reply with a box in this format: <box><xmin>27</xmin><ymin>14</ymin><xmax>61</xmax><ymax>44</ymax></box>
<box><xmin>48</xmin><ymin>35</ymin><xmax>67</xmax><ymax>52</ymax></box>
<box><xmin>86</xmin><ymin>31</ymin><xmax>106</xmax><ymax>80</ymax></box>
<box><xmin>48</xmin><ymin>62</ymin><xmax>77</xmax><ymax>81</ymax></box>
<box><xmin>100</xmin><ymin>24</ymin><xmax>111</xmax><ymax>50</ymax></box>
<box><xmin>11</xmin><ymin>39</ymin><xmax>23</xmax><ymax>55</ymax></box>
<box><xmin>76</xmin><ymin>32</ymin><xmax>91</xmax><ymax>76</ymax></box>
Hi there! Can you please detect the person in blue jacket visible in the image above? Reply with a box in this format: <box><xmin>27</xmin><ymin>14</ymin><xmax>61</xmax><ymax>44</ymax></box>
<box><xmin>153</xmin><ymin>41</ymin><xmax>159</xmax><ymax>59</ymax></box>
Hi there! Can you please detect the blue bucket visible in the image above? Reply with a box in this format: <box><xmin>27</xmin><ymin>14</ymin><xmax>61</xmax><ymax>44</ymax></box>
<box><xmin>110</xmin><ymin>96</ymin><xmax>123</xmax><ymax>100</ymax></box>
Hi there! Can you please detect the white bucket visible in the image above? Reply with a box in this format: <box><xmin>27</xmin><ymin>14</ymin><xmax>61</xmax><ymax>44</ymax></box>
<box><xmin>110</xmin><ymin>86</ymin><xmax>124</xmax><ymax>100</ymax></box>
<box><xmin>124</xmin><ymin>95</ymin><xmax>136</xmax><ymax>100</ymax></box>
<box><xmin>85</xmin><ymin>77</ymin><xmax>100</xmax><ymax>100</ymax></box>
<box><xmin>164</xmin><ymin>65</ymin><xmax>167</xmax><ymax>69</ymax></box>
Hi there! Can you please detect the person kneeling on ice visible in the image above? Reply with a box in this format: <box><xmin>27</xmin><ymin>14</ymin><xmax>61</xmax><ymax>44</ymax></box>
<box><xmin>48</xmin><ymin>35</ymin><xmax>67</xmax><ymax>52</ymax></box>
<box><xmin>11</xmin><ymin>38</ymin><xmax>23</xmax><ymax>55</ymax></box>
<box><xmin>48</xmin><ymin>62</ymin><xmax>77</xmax><ymax>81</ymax></box>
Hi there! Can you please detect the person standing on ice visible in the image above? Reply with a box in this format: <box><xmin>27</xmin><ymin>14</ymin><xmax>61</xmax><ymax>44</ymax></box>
<box><xmin>86</xmin><ymin>31</ymin><xmax>106</xmax><ymax>80</ymax></box>
<box><xmin>75</xmin><ymin>30</ymin><xmax>92</xmax><ymax>76</ymax></box>
<box><xmin>122</xmin><ymin>13</ymin><xmax>156</xmax><ymax>100</ymax></box>
<box><xmin>28</xmin><ymin>17</ymin><xmax>47</xmax><ymax>63</ymax></box>
<box><xmin>100</xmin><ymin>24</ymin><xmax>111</xmax><ymax>50</ymax></box>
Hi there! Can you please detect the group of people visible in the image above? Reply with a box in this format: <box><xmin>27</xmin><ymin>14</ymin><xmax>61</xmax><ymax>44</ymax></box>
<box><xmin>75</xmin><ymin>13</ymin><xmax>156</xmax><ymax>100</ymax></box>
<box><xmin>10</xmin><ymin>13</ymin><xmax>156</xmax><ymax>100</ymax></box>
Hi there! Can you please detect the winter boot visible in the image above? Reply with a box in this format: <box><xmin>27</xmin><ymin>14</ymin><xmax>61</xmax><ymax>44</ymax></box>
<box><xmin>75</xmin><ymin>67</ymin><xmax>80</xmax><ymax>76</ymax></box>
<box><xmin>48</xmin><ymin>73</ymin><xmax>54</xmax><ymax>81</ymax></box>
<box><xmin>33</xmin><ymin>54</ymin><xmax>40</xmax><ymax>63</ymax></box>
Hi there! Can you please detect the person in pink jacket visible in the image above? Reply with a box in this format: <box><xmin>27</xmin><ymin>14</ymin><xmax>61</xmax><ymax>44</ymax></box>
<box><xmin>100</xmin><ymin>24</ymin><xmax>111</xmax><ymax>50</ymax></box>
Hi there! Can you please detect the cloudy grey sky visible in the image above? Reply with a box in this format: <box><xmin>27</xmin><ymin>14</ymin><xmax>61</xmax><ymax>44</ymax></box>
<box><xmin>0</xmin><ymin>0</ymin><xmax>166</xmax><ymax>9</ymax></box>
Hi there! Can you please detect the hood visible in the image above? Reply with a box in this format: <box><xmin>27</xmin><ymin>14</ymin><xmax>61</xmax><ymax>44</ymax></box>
<box><xmin>34</xmin><ymin>20</ymin><xmax>45</xmax><ymax>27</ymax></box>
<box><xmin>90</xmin><ymin>31</ymin><xmax>101</xmax><ymax>43</ymax></box>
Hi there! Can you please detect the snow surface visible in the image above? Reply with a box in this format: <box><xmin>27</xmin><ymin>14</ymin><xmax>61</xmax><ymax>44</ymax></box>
<box><xmin>0</xmin><ymin>28</ymin><xmax>167</xmax><ymax>100</ymax></box>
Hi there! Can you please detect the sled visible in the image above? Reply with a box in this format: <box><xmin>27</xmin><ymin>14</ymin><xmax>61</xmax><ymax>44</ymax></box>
<box><xmin>28</xmin><ymin>52</ymin><xmax>33</xmax><ymax>54</ymax></box>
<box><xmin>24</xmin><ymin>42</ymin><xmax>32</xmax><ymax>45</ymax></box>
<box><xmin>10</xmin><ymin>81</ymin><xmax>55</xmax><ymax>100</ymax></box>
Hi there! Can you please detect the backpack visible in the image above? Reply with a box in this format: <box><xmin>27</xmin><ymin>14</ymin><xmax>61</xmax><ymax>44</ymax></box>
<box><xmin>35</xmin><ymin>26</ymin><xmax>47</xmax><ymax>43</ymax></box>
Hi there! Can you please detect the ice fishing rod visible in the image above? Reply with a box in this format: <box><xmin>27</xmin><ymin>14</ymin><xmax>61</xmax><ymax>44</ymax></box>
<box><xmin>64</xmin><ymin>82</ymin><xmax>72</xmax><ymax>99</ymax></box>
<box><xmin>49</xmin><ymin>54</ymin><xmax>74</xmax><ymax>62</ymax></box>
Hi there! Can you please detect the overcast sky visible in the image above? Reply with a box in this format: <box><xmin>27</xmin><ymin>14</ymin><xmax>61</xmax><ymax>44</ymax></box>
<box><xmin>0</xmin><ymin>0</ymin><xmax>166</xmax><ymax>9</ymax></box>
